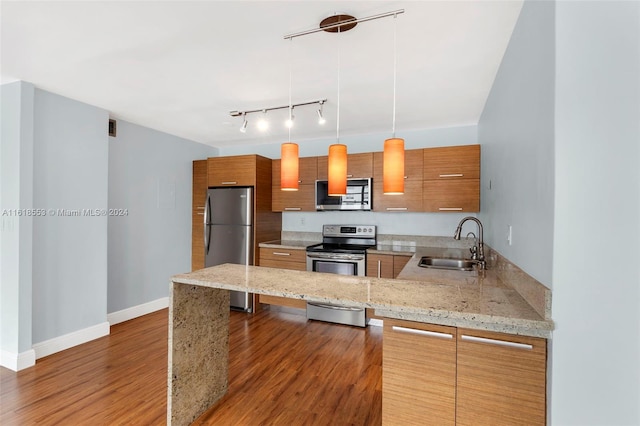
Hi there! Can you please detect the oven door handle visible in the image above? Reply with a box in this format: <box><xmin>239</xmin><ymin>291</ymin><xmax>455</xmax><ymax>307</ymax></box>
<box><xmin>307</xmin><ymin>302</ymin><xmax>363</xmax><ymax>312</ymax></box>
<box><xmin>306</xmin><ymin>253</ymin><xmax>365</xmax><ymax>261</ymax></box>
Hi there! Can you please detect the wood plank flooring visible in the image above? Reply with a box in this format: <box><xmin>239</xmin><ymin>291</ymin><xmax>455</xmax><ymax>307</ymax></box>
<box><xmin>1</xmin><ymin>307</ymin><xmax>382</xmax><ymax>425</ymax></box>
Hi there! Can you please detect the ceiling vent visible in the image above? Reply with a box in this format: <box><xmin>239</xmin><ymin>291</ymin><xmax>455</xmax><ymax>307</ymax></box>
<box><xmin>108</xmin><ymin>119</ymin><xmax>117</xmax><ymax>137</ymax></box>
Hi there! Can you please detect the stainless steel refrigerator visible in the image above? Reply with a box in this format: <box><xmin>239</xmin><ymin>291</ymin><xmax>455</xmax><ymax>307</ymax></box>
<box><xmin>204</xmin><ymin>187</ymin><xmax>254</xmax><ymax>312</ymax></box>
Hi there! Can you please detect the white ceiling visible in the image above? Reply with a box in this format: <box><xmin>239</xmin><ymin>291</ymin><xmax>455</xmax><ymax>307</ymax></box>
<box><xmin>1</xmin><ymin>1</ymin><xmax>523</xmax><ymax>148</ymax></box>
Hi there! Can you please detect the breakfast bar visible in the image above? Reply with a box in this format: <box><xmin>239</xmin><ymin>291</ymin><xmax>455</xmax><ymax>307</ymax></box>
<box><xmin>168</xmin><ymin>253</ymin><xmax>553</xmax><ymax>425</ymax></box>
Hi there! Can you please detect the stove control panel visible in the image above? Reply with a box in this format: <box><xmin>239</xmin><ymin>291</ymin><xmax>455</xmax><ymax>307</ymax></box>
<box><xmin>322</xmin><ymin>224</ymin><xmax>376</xmax><ymax>238</ymax></box>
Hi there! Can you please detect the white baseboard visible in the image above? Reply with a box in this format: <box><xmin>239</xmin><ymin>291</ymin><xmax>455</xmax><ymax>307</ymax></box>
<box><xmin>0</xmin><ymin>348</ymin><xmax>36</xmax><ymax>371</ymax></box>
<box><xmin>107</xmin><ymin>297</ymin><xmax>169</xmax><ymax>326</ymax></box>
<box><xmin>33</xmin><ymin>321</ymin><xmax>110</xmax><ymax>360</ymax></box>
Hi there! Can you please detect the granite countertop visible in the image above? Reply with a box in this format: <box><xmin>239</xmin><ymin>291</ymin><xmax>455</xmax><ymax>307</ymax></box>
<box><xmin>173</xmin><ymin>256</ymin><xmax>554</xmax><ymax>338</ymax></box>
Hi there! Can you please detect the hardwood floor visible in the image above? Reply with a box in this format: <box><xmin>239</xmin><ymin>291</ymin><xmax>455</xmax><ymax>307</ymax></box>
<box><xmin>1</xmin><ymin>307</ymin><xmax>383</xmax><ymax>425</ymax></box>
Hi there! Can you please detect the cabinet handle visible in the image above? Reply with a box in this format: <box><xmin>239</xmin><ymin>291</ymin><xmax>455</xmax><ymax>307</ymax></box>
<box><xmin>221</xmin><ymin>181</ymin><xmax>238</xmax><ymax>185</ymax></box>
<box><xmin>196</xmin><ymin>212</ymin><xmax>204</xmax><ymax>215</ymax></box>
<box><xmin>347</xmin><ymin>174</ymin><xmax>353</xmax><ymax>178</ymax></box>
<box><xmin>392</xmin><ymin>326</ymin><xmax>453</xmax><ymax>340</ymax></box>
<box><xmin>386</xmin><ymin>207</ymin><xmax>408</xmax><ymax>211</ymax></box>
<box><xmin>284</xmin><ymin>207</ymin><xmax>301</xmax><ymax>211</ymax></box>
<box><xmin>196</xmin><ymin>206</ymin><xmax>205</xmax><ymax>210</ymax></box>
<box><xmin>439</xmin><ymin>173</ymin><xmax>464</xmax><ymax>178</ymax></box>
<box><xmin>439</xmin><ymin>207</ymin><xmax>463</xmax><ymax>211</ymax></box>
<box><xmin>272</xmin><ymin>252</ymin><xmax>291</xmax><ymax>256</ymax></box>
<box><xmin>377</xmin><ymin>260</ymin><xmax>381</xmax><ymax>278</ymax></box>
<box><xmin>460</xmin><ymin>334</ymin><xmax>533</xmax><ymax>350</ymax></box>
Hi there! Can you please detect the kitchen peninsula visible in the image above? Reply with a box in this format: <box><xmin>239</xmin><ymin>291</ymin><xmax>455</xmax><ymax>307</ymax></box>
<box><xmin>168</xmin><ymin>251</ymin><xmax>553</xmax><ymax>425</ymax></box>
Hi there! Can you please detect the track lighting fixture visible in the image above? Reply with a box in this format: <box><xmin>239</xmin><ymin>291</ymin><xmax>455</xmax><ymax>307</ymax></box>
<box><xmin>230</xmin><ymin>99</ymin><xmax>326</xmax><ymax>133</ymax></box>
<box><xmin>317</xmin><ymin>101</ymin><xmax>326</xmax><ymax>125</ymax></box>
<box><xmin>239</xmin><ymin>113</ymin><xmax>248</xmax><ymax>133</ymax></box>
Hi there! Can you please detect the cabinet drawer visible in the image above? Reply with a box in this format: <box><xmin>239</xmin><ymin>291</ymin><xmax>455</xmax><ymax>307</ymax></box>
<box><xmin>259</xmin><ymin>247</ymin><xmax>307</xmax><ymax>265</ymax></box>
<box><xmin>423</xmin><ymin>179</ymin><xmax>480</xmax><ymax>212</ymax></box>
<box><xmin>271</xmin><ymin>184</ymin><xmax>315</xmax><ymax>212</ymax></box>
<box><xmin>423</xmin><ymin>145</ymin><xmax>480</xmax><ymax>180</ymax></box>
<box><xmin>208</xmin><ymin>155</ymin><xmax>256</xmax><ymax>186</ymax></box>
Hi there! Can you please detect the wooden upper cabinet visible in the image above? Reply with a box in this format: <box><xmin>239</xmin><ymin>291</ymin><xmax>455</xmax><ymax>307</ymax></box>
<box><xmin>373</xmin><ymin>149</ymin><xmax>424</xmax><ymax>212</ymax></box>
<box><xmin>208</xmin><ymin>155</ymin><xmax>257</xmax><ymax>186</ymax></box>
<box><xmin>317</xmin><ymin>152</ymin><xmax>373</xmax><ymax>180</ymax></box>
<box><xmin>272</xmin><ymin>157</ymin><xmax>318</xmax><ymax>186</ymax></box>
<box><xmin>423</xmin><ymin>145</ymin><xmax>480</xmax><ymax>180</ymax></box>
<box><xmin>423</xmin><ymin>180</ymin><xmax>480</xmax><ymax>212</ymax></box>
<box><xmin>191</xmin><ymin>160</ymin><xmax>208</xmax><ymax>271</ymax></box>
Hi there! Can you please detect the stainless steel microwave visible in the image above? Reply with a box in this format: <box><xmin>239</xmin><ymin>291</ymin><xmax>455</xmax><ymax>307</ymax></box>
<box><xmin>315</xmin><ymin>178</ymin><xmax>372</xmax><ymax>211</ymax></box>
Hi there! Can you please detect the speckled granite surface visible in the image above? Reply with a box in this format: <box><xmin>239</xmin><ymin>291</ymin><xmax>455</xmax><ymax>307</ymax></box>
<box><xmin>172</xmin><ymin>262</ymin><xmax>553</xmax><ymax>338</ymax></box>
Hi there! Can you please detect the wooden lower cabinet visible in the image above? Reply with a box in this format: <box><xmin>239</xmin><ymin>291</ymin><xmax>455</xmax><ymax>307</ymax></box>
<box><xmin>456</xmin><ymin>328</ymin><xmax>547</xmax><ymax>426</ymax></box>
<box><xmin>258</xmin><ymin>247</ymin><xmax>307</xmax><ymax>309</ymax></box>
<box><xmin>382</xmin><ymin>319</ymin><xmax>457</xmax><ymax>426</ymax></box>
<box><xmin>382</xmin><ymin>320</ymin><xmax>547</xmax><ymax>426</ymax></box>
<box><xmin>367</xmin><ymin>254</ymin><xmax>412</xmax><ymax>279</ymax></box>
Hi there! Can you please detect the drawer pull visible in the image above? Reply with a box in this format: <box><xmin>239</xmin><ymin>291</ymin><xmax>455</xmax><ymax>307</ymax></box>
<box><xmin>386</xmin><ymin>207</ymin><xmax>408</xmax><ymax>211</ymax></box>
<box><xmin>196</xmin><ymin>212</ymin><xmax>204</xmax><ymax>216</ymax></box>
<box><xmin>439</xmin><ymin>173</ymin><xmax>464</xmax><ymax>178</ymax></box>
<box><xmin>439</xmin><ymin>207</ymin><xmax>463</xmax><ymax>211</ymax></box>
<box><xmin>196</xmin><ymin>206</ymin><xmax>205</xmax><ymax>210</ymax></box>
<box><xmin>392</xmin><ymin>326</ymin><xmax>453</xmax><ymax>340</ymax></box>
<box><xmin>221</xmin><ymin>181</ymin><xmax>238</xmax><ymax>185</ymax></box>
<box><xmin>461</xmin><ymin>334</ymin><xmax>533</xmax><ymax>350</ymax></box>
<box><xmin>284</xmin><ymin>207</ymin><xmax>301</xmax><ymax>211</ymax></box>
<box><xmin>347</xmin><ymin>174</ymin><xmax>353</xmax><ymax>178</ymax></box>
<box><xmin>272</xmin><ymin>252</ymin><xmax>291</xmax><ymax>256</ymax></box>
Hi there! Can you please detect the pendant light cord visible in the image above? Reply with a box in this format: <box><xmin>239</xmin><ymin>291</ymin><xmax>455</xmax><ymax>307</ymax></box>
<box><xmin>336</xmin><ymin>26</ymin><xmax>341</xmax><ymax>143</ymax></box>
<box><xmin>392</xmin><ymin>13</ymin><xmax>398</xmax><ymax>138</ymax></box>
<box><xmin>288</xmin><ymin>37</ymin><xmax>292</xmax><ymax>141</ymax></box>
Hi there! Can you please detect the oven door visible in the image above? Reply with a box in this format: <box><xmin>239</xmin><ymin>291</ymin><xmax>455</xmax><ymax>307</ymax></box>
<box><xmin>306</xmin><ymin>252</ymin><xmax>365</xmax><ymax>276</ymax></box>
<box><xmin>305</xmin><ymin>252</ymin><xmax>367</xmax><ymax>327</ymax></box>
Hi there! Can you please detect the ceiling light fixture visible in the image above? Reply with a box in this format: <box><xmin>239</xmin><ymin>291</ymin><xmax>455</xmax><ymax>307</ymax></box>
<box><xmin>257</xmin><ymin>110</ymin><xmax>269</xmax><ymax>131</ymax></box>
<box><xmin>317</xmin><ymin>101</ymin><xmax>326</xmax><ymax>125</ymax></box>
<box><xmin>285</xmin><ymin>107</ymin><xmax>295</xmax><ymax>129</ymax></box>
<box><xmin>239</xmin><ymin>112</ymin><xmax>248</xmax><ymax>133</ymax></box>
<box><xmin>229</xmin><ymin>99</ymin><xmax>326</xmax><ymax>133</ymax></box>
<box><xmin>383</xmin><ymin>13</ymin><xmax>405</xmax><ymax>195</ymax></box>
<box><xmin>328</xmin><ymin>21</ymin><xmax>347</xmax><ymax>197</ymax></box>
<box><xmin>281</xmin><ymin>37</ymin><xmax>299</xmax><ymax>191</ymax></box>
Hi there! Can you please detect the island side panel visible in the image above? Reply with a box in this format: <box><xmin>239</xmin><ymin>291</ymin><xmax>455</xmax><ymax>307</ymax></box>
<box><xmin>168</xmin><ymin>282</ymin><xmax>230</xmax><ymax>426</ymax></box>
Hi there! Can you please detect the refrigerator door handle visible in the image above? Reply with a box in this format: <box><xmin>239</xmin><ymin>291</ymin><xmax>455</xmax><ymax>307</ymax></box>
<box><xmin>204</xmin><ymin>192</ymin><xmax>211</xmax><ymax>255</ymax></box>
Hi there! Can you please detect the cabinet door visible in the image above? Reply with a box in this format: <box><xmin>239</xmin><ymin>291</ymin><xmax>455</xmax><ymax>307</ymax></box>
<box><xmin>317</xmin><ymin>152</ymin><xmax>373</xmax><ymax>180</ymax></box>
<box><xmin>423</xmin><ymin>145</ymin><xmax>480</xmax><ymax>180</ymax></box>
<box><xmin>271</xmin><ymin>185</ymin><xmax>315</xmax><ymax>212</ymax></box>
<box><xmin>392</xmin><ymin>255</ymin><xmax>411</xmax><ymax>277</ymax></box>
<box><xmin>456</xmin><ymin>328</ymin><xmax>547</xmax><ymax>426</ymax></box>
<box><xmin>383</xmin><ymin>319</ymin><xmax>457</xmax><ymax>426</ymax></box>
<box><xmin>272</xmin><ymin>157</ymin><xmax>318</xmax><ymax>186</ymax></box>
<box><xmin>366</xmin><ymin>254</ymin><xmax>394</xmax><ymax>278</ymax></box>
<box><xmin>423</xmin><ymin>179</ymin><xmax>480</xmax><ymax>212</ymax></box>
<box><xmin>373</xmin><ymin>150</ymin><xmax>423</xmax><ymax>212</ymax></box>
<box><xmin>191</xmin><ymin>160</ymin><xmax>208</xmax><ymax>271</ymax></box>
<box><xmin>208</xmin><ymin>155</ymin><xmax>256</xmax><ymax>186</ymax></box>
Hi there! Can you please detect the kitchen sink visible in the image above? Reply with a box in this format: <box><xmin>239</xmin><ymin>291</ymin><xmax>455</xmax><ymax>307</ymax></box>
<box><xmin>418</xmin><ymin>256</ymin><xmax>476</xmax><ymax>271</ymax></box>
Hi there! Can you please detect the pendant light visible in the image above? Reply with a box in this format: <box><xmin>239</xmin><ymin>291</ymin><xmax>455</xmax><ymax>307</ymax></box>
<box><xmin>383</xmin><ymin>13</ymin><xmax>405</xmax><ymax>195</ymax></box>
<box><xmin>328</xmin><ymin>23</ymin><xmax>347</xmax><ymax>196</ymax></box>
<box><xmin>281</xmin><ymin>37</ymin><xmax>299</xmax><ymax>191</ymax></box>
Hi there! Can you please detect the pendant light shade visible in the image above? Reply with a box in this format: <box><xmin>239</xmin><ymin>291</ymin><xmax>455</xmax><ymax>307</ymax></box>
<box><xmin>328</xmin><ymin>144</ymin><xmax>347</xmax><ymax>196</ymax></box>
<box><xmin>281</xmin><ymin>142</ymin><xmax>299</xmax><ymax>191</ymax></box>
<box><xmin>383</xmin><ymin>138</ymin><xmax>405</xmax><ymax>194</ymax></box>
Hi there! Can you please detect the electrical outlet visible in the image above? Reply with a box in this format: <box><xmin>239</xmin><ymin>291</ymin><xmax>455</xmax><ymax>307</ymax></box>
<box><xmin>507</xmin><ymin>225</ymin><xmax>513</xmax><ymax>246</ymax></box>
<box><xmin>300</xmin><ymin>216</ymin><xmax>306</xmax><ymax>226</ymax></box>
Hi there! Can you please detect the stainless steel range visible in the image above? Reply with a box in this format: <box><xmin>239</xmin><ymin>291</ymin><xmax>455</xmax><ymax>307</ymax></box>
<box><xmin>305</xmin><ymin>224</ymin><xmax>376</xmax><ymax>327</ymax></box>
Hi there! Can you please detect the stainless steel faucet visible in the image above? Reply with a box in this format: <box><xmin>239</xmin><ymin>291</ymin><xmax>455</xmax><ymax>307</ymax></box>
<box><xmin>454</xmin><ymin>216</ymin><xmax>486</xmax><ymax>270</ymax></box>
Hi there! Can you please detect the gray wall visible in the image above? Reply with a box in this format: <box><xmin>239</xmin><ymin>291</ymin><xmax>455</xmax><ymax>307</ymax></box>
<box><xmin>477</xmin><ymin>0</ymin><xmax>555</xmax><ymax>287</ymax></box>
<box><xmin>0</xmin><ymin>81</ymin><xmax>34</xmax><ymax>355</ymax></box>
<box><xmin>220</xmin><ymin>125</ymin><xmax>479</xmax><ymax>237</ymax></box>
<box><xmin>552</xmin><ymin>1</ymin><xmax>640</xmax><ymax>424</ymax></box>
<box><xmin>107</xmin><ymin>120</ymin><xmax>217</xmax><ymax>313</ymax></box>
<box><xmin>31</xmin><ymin>89</ymin><xmax>109</xmax><ymax>343</ymax></box>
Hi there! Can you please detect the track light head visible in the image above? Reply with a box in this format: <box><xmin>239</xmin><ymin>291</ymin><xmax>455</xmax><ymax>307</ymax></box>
<box><xmin>317</xmin><ymin>102</ymin><xmax>326</xmax><ymax>125</ymax></box>
<box><xmin>240</xmin><ymin>113</ymin><xmax>248</xmax><ymax>133</ymax></box>
<box><xmin>285</xmin><ymin>107</ymin><xmax>294</xmax><ymax>128</ymax></box>
<box><xmin>257</xmin><ymin>110</ymin><xmax>269</xmax><ymax>131</ymax></box>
